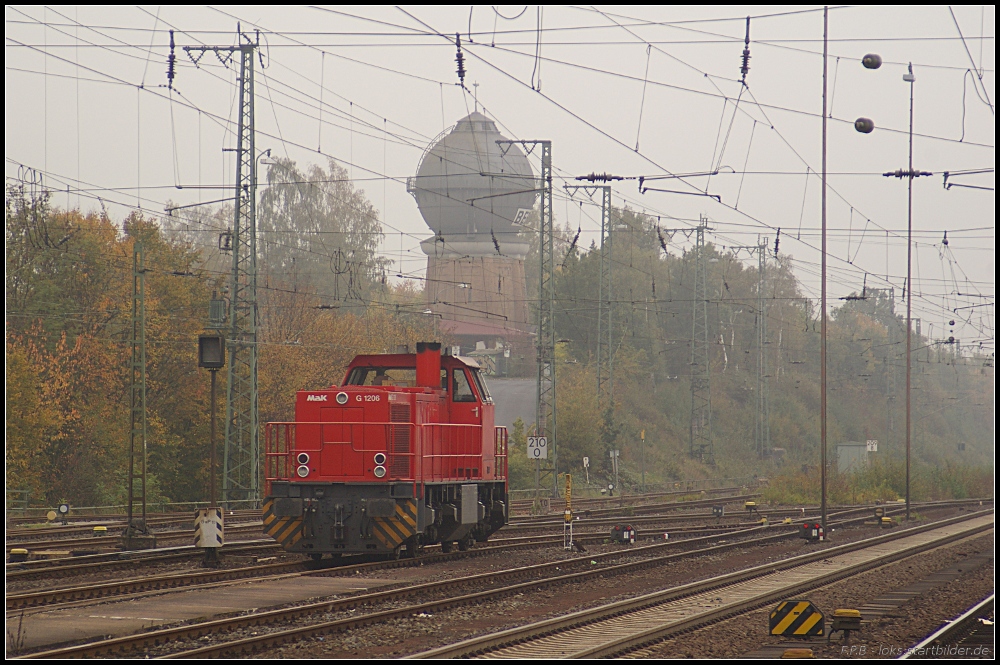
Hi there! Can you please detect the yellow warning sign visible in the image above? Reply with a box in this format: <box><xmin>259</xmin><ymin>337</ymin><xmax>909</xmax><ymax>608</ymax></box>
<box><xmin>769</xmin><ymin>599</ymin><xmax>825</xmax><ymax>637</ymax></box>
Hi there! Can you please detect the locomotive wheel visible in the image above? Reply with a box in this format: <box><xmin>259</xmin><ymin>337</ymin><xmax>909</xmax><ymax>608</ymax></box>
<box><xmin>403</xmin><ymin>537</ymin><xmax>419</xmax><ymax>559</ymax></box>
<box><xmin>310</xmin><ymin>553</ymin><xmax>323</xmax><ymax>561</ymax></box>
<box><xmin>457</xmin><ymin>535</ymin><xmax>473</xmax><ymax>552</ymax></box>
<box><xmin>440</xmin><ymin>540</ymin><xmax>453</xmax><ymax>554</ymax></box>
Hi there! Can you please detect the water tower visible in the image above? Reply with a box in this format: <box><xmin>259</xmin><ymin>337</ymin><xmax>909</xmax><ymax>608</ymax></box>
<box><xmin>407</xmin><ymin>112</ymin><xmax>535</xmax><ymax>374</ymax></box>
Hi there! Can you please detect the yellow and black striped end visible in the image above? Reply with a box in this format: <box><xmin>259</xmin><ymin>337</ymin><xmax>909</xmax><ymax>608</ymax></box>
<box><xmin>769</xmin><ymin>600</ymin><xmax>825</xmax><ymax>637</ymax></box>
<box><xmin>262</xmin><ymin>499</ymin><xmax>304</xmax><ymax>549</ymax></box>
<box><xmin>371</xmin><ymin>500</ymin><xmax>417</xmax><ymax>551</ymax></box>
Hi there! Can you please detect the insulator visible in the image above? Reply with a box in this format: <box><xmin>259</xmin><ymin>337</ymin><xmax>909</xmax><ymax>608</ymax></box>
<box><xmin>740</xmin><ymin>17</ymin><xmax>751</xmax><ymax>82</ymax></box>
<box><xmin>167</xmin><ymin>30</ymin><xmax>176</xmax><ymax>89</ymax></box>
<box><xmin>862</xmin><ymin>53</ymin><xmax>882</xmax><ymax>70</ymax></box>
<box><xmin>854</xmin><ymin>118</ymin><xmax>875</xmax><ymax>134</ymax></box>
<box><xmin>455</xmin><ymin>33</ymin><xmax>466</xmax><ymax>86</ymax></box>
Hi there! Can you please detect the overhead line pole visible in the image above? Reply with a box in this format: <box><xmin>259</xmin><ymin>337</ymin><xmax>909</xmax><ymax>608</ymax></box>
<box><xmin>564</xmin><ymin>183</ymin><xmax>613</xmax><ymax>406</ymax></box>
<box><xmin>651</xmin><ymin>222</ymin><xmax>714</xmax><ymax>466</ymax></box>
<box><xmin>691</xmin><ymin>218</ymin><xmax>714</xmax><ymax>465</ymax></box>
<box><xmin>185</xmin><ymin>28</ymin><xmax>262</xmax><ymax>509</ymax></box>
<box><xmin>123</xmin><ymin>238</ymin><xmax>155</xmax><ymax>550</ymax></box>
<box><xmin>502</xmin><ymin>139</ymin><xmax>556</xmax><ymax>497</ymax></box>
<box><xmin>728</xmin><ymin>239</ymin><xmax>771</xmax><ymax>459</ymax></box>
<box><xmin>821</xmin><ymin>6</ymin><xmax>828</xmax><ymax>537</ymax></box>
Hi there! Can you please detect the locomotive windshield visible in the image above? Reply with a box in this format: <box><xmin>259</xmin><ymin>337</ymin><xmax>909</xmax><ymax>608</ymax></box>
<box><xmin>470</xmin><ymin>369</ymin><xmax>493</xmax><ymax>403</ymax></box>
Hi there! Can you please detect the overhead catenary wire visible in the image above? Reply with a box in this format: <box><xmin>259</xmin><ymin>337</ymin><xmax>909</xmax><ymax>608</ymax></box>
<box><xmin>9</xmin><ymin>7</ymin><xmax>992</xmax><ymax>342</ymax></box>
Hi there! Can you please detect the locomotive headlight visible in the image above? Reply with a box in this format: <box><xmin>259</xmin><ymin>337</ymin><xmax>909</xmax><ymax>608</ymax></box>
<box><xmin>374</xmin><ymin>452</ymin><xmax>387</xmax><ymax>465</ymax></box>
<box><xmin>297</xmin><ymin>452</ymin><xmax>310</xmax><ymax>465</ymax></box>
<box><xmin>336</xmin><ymin>391</ymin><xmax>349</xmax><ymax>405</ymax></box>
<box><xmin>296</xmin><ymin>464</ymin><xmax>310</xmax><ymax>478</ymax></box>
<box><xmin>373</xmin><ymin>465</ymin><xmax>387</xmax><ymax>478</ymax></box>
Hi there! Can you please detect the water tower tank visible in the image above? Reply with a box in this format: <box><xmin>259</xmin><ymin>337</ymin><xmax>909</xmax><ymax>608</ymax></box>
<box><xmin>408</xmin><ymin>112</ymin><xmax>535</xmax><ymax>244</ymax></box>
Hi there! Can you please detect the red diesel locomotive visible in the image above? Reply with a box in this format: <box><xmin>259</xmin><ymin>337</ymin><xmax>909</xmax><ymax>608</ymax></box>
<box><xmin>263</xmin><ymin>342</ymin><xmax>509</xmax><ymax>558</ymax></box>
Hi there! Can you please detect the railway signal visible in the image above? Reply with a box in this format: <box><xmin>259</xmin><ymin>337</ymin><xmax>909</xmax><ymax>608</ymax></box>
<box><xmin>199</xmin><ymin>303</ymin><xmax>228</xmax><ymax>567</ymax></box>
<box><xmin>563</xmin><ymin>474</ymin><xmax>574</xmax><ymax>551</ymax></box>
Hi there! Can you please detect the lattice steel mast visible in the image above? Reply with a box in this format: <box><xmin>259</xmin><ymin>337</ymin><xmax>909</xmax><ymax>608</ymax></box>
<box><xmin>500</xmin><ymin>140</ymin><xmax>556</xmax><ymax>496</ymax></box>
<box><xmin>124</xmin><ymin>240</ymin><xmax>153</xmax><ymax>547</ymax></box>
<box><xmin>564</xmin><ymin>184</ymin><xmax>613</xmax><ymax>406</ymax></box>
<box><xmin>755</xmin><ymin>239</ymin><xmax>770</xmax><ymax>459</ymax></box>
<box><xmin>690</xmin><ymin>218</ymin><xmax>714</xmax><ymax>465</ymax></box>
<box><xmin>727</xmin><ymin>238</ymin><xmax>772</xmax><ymax>459</ymax></box>
<box><xmin>537</xmin><ymin>142</ymin><xmax>556</xmax><ymax>497</ymax></box>
<box><xmin>186</xmin><ymin>30</ymin><xmax>261</xmax><ymax>507</ymax></box>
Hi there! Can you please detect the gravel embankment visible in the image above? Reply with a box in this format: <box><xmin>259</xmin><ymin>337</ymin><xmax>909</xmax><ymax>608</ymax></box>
<box><xmin>638</xmin><ymin>532</ymin><xmax>994</xmax><ymax>658</ymax></box>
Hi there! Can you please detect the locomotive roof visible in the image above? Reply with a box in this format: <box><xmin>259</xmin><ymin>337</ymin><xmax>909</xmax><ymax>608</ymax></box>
<box><xmin>345</xmin><ymin>353</ymin><xmax>480</xmax><ymax>370</ymax></box>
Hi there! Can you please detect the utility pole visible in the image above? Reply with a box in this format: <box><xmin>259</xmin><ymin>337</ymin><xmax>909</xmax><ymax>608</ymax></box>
<box><xmin>755</xmin><ymin>239</ymin><xmax>770</xmax><ymax>460</ymax></box>
<box><xmin>123</xmin><ymin>240</ymin><xmax>155</xmax><ymax>550</ymax></box>
<box><xmin>501</xmin><ymin>140</ymin><xmax>556</xmax><ymax>497</ymax></box>
<box><xmin>820</xmin><ymin>6</ymin><xmax>829</xmax><ymax>538</ymax></box>
<box><xmin>564</xmin><ymin>182</ymin><xmax>613</xmax><ymax>405</ymax></box>
<box><xmin>729</xmin><ymin>239</ymin><xmax>771</xmax><ymax>459</ymax></box>
<box><xmin>863</xmin><ymin>287</ymin><xmax>896</xmax><ymax>454</ymax></box>
<box><xmin>640</xmin><ymin>429</ymin><xmax>646</xmax><ymax>491</ymax></box>
<box><xmin>186</xmin><ymin>29</ymin><xmax>261</xmax><ymax>508</ymax></box>
<box><xmin>690</xmin><ymin>218</ymin><xmax>714</xmax><ymax>465</ymax></box>
<box><xmin>653</xmin><ymin>221</ymin><xmax>714</xmax><ymax>465</ymax></box>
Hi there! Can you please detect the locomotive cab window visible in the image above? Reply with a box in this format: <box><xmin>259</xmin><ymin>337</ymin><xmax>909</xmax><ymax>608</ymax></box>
<box><xmin>451</xmin><ymin>369</ymin><xmax>478</xmax><ymax>402</ymax></box>
<box><xmin>346</xmin><ymin>367</ymin><xmax>416</xmax><ymax>387</ymax></box>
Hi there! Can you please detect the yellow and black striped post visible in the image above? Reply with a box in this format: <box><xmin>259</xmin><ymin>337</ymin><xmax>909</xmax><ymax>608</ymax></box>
<box><xmin>769</xmin><ymin>599</ymin><xmax>825</xmax><ymax>637</ymax></box>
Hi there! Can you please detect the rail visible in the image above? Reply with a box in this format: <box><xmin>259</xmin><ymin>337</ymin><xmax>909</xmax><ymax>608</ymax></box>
<box><xmin>508</xmin><ymin>476</ymin><xmax>761</xmax><ymax>502</ymax></box>
<box><xmin>900</xmin><ymin>593</ymin><xmax>995</xmax><ymax>659</ymax></box>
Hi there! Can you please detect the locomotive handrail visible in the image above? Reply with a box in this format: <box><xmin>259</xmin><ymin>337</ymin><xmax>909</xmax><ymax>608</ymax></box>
<box><xmin>495</xmin><ymin>426</ymin><xmax>509</xmax><ymax>484</ymax></box>
<box><xmin>265</xmin><ymin>420</ymin><xmax>496</xmax><ymax>496</ymax></box>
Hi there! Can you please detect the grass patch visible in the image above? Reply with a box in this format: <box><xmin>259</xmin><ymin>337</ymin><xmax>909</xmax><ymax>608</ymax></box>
<box><xmin>762</xmin><ymin>459</ymin><xmax>993</xmax><ymax>506</ymax></box>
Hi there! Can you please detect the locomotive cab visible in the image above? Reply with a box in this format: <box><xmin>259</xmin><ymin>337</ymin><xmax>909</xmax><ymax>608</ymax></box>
<box><xmin>264</xmin><ymin>342</ymin><xmax>508</xmax><ymax>558</ymax></box>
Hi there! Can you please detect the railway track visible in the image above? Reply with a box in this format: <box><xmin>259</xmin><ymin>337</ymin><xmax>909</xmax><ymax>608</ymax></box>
<box><xmin>410</xmin><ymin>511</ymin><xmax>994</xmax><ymax>659</ymax></box>
<box><xmin>6</xmin><ymin>509</ymin><xmax>262</xmax><ymax>529</ymax></box>
<box><xmin>17</xmin><ymin>524</ymin><xmax>782</xmax><ymax>658</ymax></box>
<box><xmin>5</xmin><ymin>510</ymin><xmax>262</xmax><ymax>539</ymax></box>
<box><xmin>6</xmin><ymin>521</ymin><xmax>265</xmax><ymax>552</ymax></box>
<box><xmin>8</xmin><ymin>498</ymin><xmax>985</xmax><ymax>603</ymax></box>
<box><xmin>5</xmin><ymin>540</ymin><xmax>282</xmax><ymax>582</ymax></box>
<box><xmin>4</xmin><ymin>493</ymin><xmax>747</xmax><ymax>557</ymax></box>
<box><xmin>508</xmin><ymin>492</ymin><xmax>761</xmax><ymax>525</ymax></box>
<box><xmin>507</xmin><ymin>485</ymin><xmax>754</xmax><ymax>515</ymax></box>
<box><xmin>8</xmin><ymin>497</ymin><xmax>986</xmax><ymax>583</ymax></box>
<box><xmin>901</xmin><ymin>594</ymin><xmax>995</xmax><ymax>659</ymax></box>
<box><xmin>17</xmin><ymin>504</ymin><xmax>960</xmax><ymax>658</ymax></box>
<box><xmin>5</xmin><ymin>522</ymin><xmax>756</xmax><ymax>613</ymax></box>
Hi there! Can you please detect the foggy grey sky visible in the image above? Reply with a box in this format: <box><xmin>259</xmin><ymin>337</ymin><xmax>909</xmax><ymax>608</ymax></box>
<box><xmin>5</xmin><ymin>6</ymin><xmax>995</xmax><ymax>351</ymax></box>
